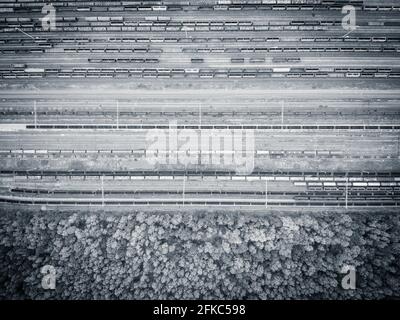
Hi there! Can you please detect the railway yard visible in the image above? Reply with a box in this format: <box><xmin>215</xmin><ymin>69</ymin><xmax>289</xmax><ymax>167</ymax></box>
<box><xmin>2</xmin><ymin>0</ymin><xmax>400</xmax><ymax>302</ymax></box>
<box><xmin>0</xmin><ymin>0</ymin><xmax>399</xmax><ymax>211</ymax></box>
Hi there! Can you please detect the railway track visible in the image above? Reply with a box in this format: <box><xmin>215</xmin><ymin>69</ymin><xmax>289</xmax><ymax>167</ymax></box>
<box><xmin>0</xmin><ymin>196</ymin><xmax>398</xmax><ymax>207</ymax></box>
<box><xmin>2</xmin><ymin>69</ymin><xmax>400</xmax><ymax>80</ymax></box>
<box><xmin>2</xmin><ymin>169</ymin><xmax>399</xmax><ymax>178</ymax></box>
<box><xmin>8</xmin><ymin>188</ymin><xmax>400</xmax><ymax>202</ymax></box>
<box><xmin>0</xmin><ymin>0</ymin><xmax>399</xmax><ymax>211</ymax></box>
<box><xmin>10</xmin><ymin>187</ymin><xmax>400</xmax><ymax>197</ymax></box>
<box><xmin>2</xmin><ymin>171</ymin><xmax>399</xmax><ymax>207</ymax></box>
<box><xmin>21</xmin><ymin>124</ymin><xmax>400</xmax><ymax>130</ymax></box>
<box><xmin>2</xmin><ymin>1</ymin><xmax>400</xmax><ymax>82</ymax></box>
<box><xmin>2</xmin><ymin>149</ymin><xmax>397</xmax><ymax>160</ymax></box>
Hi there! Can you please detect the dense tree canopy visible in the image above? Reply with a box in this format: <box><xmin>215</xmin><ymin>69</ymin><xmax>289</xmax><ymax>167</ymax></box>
<box><xmin>0</xmin><ymin>209</ymin><xmax>399</xmax><ymax>299</ymax></box>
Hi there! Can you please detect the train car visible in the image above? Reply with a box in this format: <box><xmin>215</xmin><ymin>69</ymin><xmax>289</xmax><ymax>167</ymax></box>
<box><xmin>191</xmin><ymin>58</ymin><xmax>204</xmax><ymax>63</ymax></box>
<box><xmin>11</xmin><ymin>63</ymin><xmax>26</xmax><ymax>69</ymax></box>
<box><xmin>231</xmin><ymin>58</ymin><xmax>244</xmax><ymax>63</ymax></box>
<box><xmin>24</xmin><ymin>68</ymin><xmax>44</xmax><ymax>73</ymax></box>
<box><xmin>346</xmin><ymin>73</ymin><xmax>361</xmax><ymax>78</ymax></box>
<box><xmin>272</xmin><ymin>67</ymin><xmax>291</xmax><ymax>73</ymax></box>
<box><xmin>249</xmin><ymin>58</ymin><xmax>265</xmax><ymax>63</ymax></box>
<box><xmin>184</xmin><ymin>68</ymin><xmax>200</xmax><ymax>73</ymax></box>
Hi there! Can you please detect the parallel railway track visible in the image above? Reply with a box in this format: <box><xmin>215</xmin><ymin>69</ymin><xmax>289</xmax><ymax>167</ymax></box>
<box><xmin>2</xmin><ymin>169</ymin><xmax>399</xmax><ymax>177</ymax></box>
<box><xmin>22</xmin><ymin>124</ymin><xmax>400</xmax><ymax>130</ymax></box>
<box><xmin>0</xmin><ymin>197</ymin><xmax>398</xmax><ymax>207</ymax></box>
<box><xmin>1</xmin><ymin>0</ymin><xmax>399</xmax><ymax>211</ymax></box>
<box><xmin>9</xmin><ymin>188</ymin><xmax>400</xmax><ymax>197</ymax></box>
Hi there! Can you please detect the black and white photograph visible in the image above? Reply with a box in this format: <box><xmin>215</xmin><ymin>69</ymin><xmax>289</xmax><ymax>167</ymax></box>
<box><xmin>0</xmin><ymin>0</ymin><xmax>399</xmax><ymax>307</ymax></box>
